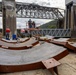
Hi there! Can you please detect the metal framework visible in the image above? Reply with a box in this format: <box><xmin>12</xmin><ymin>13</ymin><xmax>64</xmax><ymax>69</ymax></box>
<box><xmin>0</xmin><ymin>2</ymin><xmax>64</xmax><ymax>19</ymax></box>
<box><xmin>0</xmin><ymin>1</ymin><xmax>71</xmax><ymax>37</ymax></box>
<box><xmin>30</xmin><ymin>29</ymin><xmax>71</xmax><ymax>37</ymax></box>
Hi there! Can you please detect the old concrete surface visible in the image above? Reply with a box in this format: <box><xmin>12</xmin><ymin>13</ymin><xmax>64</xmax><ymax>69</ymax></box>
<box><xmin>0</xmin><ymin>42</ymin><xmax>66</xmax><ymax>65</ymax></box>
<box><xmin>0</xmin><ymin>52</ymin><xmax>76</xmax><ymax>75</ymax></box>
<box><xmin>58</xmin><ymin>52</ymin><xmax>76</xmax><ymax>75</ymax></box>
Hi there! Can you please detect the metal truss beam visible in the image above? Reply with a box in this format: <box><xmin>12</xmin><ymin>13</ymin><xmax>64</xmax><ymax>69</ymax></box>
<box><xmin>0</xmin><ymin>2</ymin><xmax>64</xmax><ymax>19</ymax></box>
<box><xmin>30</xmin><ymin>29</ymin><xmax>71</xmax><ymax>37</ymax></box>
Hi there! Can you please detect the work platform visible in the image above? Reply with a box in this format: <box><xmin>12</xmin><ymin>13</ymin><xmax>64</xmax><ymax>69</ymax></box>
<box><xmin>0</xmin><ymin>37</ymin><xmax>39</xmax><ymax>50</ymax></box>
<box><xmin>0</xmin><ymin>37</ymin><xmax>68</xmax><ymax>73</ymax></box>
<box><xmin>0</xmin><ymin>37</ymin><xmax>76</xmax><ymax>73</ymax></box>
<box><xmin>49</xmin><ymin>38</ymin><xmax>76</xmax><ymax>52</ymax></box>
<box><xmin>0</xmin><ymin>52</ymin><xmax>76</xmax><ymax>75</ymax></box>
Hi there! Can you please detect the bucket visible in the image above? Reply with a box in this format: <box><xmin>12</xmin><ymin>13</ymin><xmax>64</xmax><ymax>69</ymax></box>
<box><xmin>12</xmin><ymin>34</ymin><xmax>16</xmax><ymax>40</ymax></box>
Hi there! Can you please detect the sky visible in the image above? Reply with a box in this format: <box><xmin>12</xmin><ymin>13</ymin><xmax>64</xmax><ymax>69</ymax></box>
<box><xmin>16</xmin><ymin>0</ymin><xmax>65</xmax><ymax>9</ymax></box>
<box><xmin>0</xmin><ymin>0</ymin><xmax>65</xmax><ymax>29</ymax></box>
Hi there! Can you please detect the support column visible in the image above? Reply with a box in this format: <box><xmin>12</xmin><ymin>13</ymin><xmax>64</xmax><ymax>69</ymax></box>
<box><xmin>71</xmin><ymin>5</ymin><xmax>76</xmax><ymax>37</ymax></box>
<box><xmin>73</xmin><ymin>6</ymin><xmax>76</xmax><ymax>30</ymax></box>
<box><xmin>2</xmin><ymin>0</ymin><xmax>16</xmax><ymax>37</ymax></box>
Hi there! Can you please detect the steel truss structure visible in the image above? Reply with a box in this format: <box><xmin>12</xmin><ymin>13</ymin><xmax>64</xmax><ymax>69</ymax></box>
<box><xmin>30</xmin><ymin>29</ymin><xmax>71</xmax><ymax>37</ymax></box>
<box><xmin>0</xmin><ymin>2</ymin><xmax>64</xmax><ymax>19</ymax></box>
<box><xmin>0</xmin><ymin>1</ymin><xmax>71</xmax><ymax>37</ymax></box>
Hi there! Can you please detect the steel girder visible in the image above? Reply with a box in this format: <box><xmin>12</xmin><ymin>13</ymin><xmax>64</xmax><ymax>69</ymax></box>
<box><xmin>0</xmin><ymin>2</ymin><xmax>64</xmax><ymax>19</ymax></box>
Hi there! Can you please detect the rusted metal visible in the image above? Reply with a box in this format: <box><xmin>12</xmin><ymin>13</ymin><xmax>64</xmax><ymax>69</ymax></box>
<box><xmin>0</xmin><ymin>49</ymin><xmax>68</xmax><ymax>72</ymax></box>
<box><xmin>1</xmin><ymin>38</ymin><xmax>30</xmax><ymax>44</ymax></box>
<box><xmin>50</xmin><ymin>40</ymin><xmax>76</xmax><ymax>52</ymax></box>
<box><xmin>42</xmin><ymin>58</ymin><xmax>61</xmax><ymax>75</ymax></box>
<box><xmin>0</xmin><ymin>38</ymin><xmax>39</xmax><ymax>50</ymax></box>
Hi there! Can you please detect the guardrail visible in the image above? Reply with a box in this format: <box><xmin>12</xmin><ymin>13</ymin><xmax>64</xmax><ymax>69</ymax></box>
<box><xmin>30</xmin><ymin>29</ymin><xmax>71</xmax><ymax>37</ymax></box>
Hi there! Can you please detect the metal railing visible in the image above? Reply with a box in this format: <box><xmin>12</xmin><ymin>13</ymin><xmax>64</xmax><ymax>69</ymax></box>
<box><xmin>30</xmin><ymin>29</ymin><xmax>71</xmax><ymax>37</ymax></box>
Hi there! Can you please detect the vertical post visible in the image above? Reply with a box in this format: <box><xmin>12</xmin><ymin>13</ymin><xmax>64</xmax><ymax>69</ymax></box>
<box><xmin>70</xmin><ymin>6</ymin><xmax>73</xmax><ymax>30</ymax></box>
<box><xmin>64</xmin><ymin>8</ymin><xmax>67</xmax><ymax>29</ymax></box>
<box><xmin>65</xmin><ymin>7</ymin><xmax>69</xmax><ymax>29</ymax></box>
<box><xmin>73</xmin><ymin>6</ymin><xmax>76</xmax><ymax>30</ymax></box>
<box><xmin>2</xmin><ymin>4</ymin><xmax>6</xmax><ymax>36</ymax></box>
<box><xmin>71</xmin><ymin>5</ymin><xmax>76</xmax><ymax>37</ymax></box>
<box><xmin>2</xmin><ymin>0</ymin><xmax>16</xmax><ymax>37</ymax></box>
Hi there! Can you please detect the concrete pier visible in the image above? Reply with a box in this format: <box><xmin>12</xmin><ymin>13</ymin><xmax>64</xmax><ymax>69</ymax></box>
<box><xmin>2</xmin><ymin>0</ymin><xmax>16</xmax><ymax>36</ymax></box>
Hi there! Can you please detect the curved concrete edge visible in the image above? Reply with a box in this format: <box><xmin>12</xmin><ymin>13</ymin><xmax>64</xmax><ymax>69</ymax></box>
<box><xmin>49</xmin><ymin>41</ymin><xmax>76</xmax><ymax>52</ymax></box>
<box><xmin>32</xmin><ymin>41</ymin><xmax>39</xmax><ymax>46</ymax></box>
<box><xmin>66</xmin><ymin>43</ymin><xmax>76</xmax><ymax>52</ymax></box>
<box><xmin>50</xmin><ymin>41</ymin><xmax>68</xmax><ymax>46</ymax></box>
<box><xmin>0</xmin><ymin>50</ymin><xmax>69</xmax><ymax>73</ymax></box>
<box><xmin>1</xmin><ymin>38</ymin><xmax>30</xmax><ymax>44</ymax></box>
<box><xmin>1</xmin><ymin>41</ymin><xmax>39</xmax><ymax>50</ymax></box>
